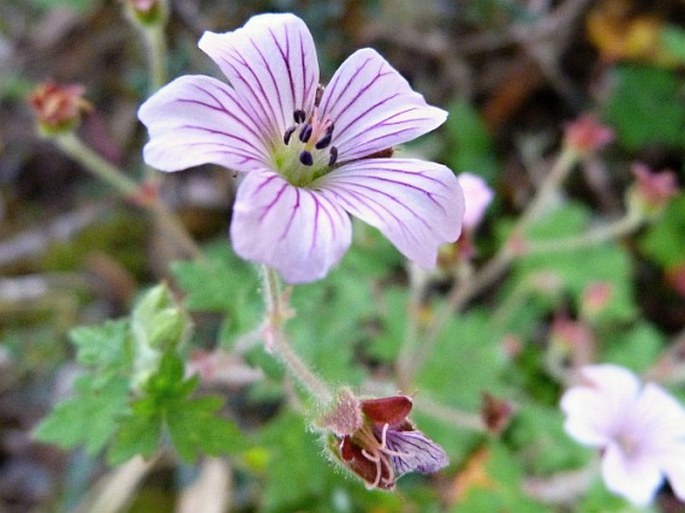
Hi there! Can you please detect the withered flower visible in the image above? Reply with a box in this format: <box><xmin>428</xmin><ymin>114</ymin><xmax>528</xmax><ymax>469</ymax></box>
<box><xmin>321</xmin><ymin>389</ymin><xmax>448</xmax><ymax>490</ymax></box>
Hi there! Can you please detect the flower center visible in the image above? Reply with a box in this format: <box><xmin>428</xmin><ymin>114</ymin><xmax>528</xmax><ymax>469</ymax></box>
<box><xmin>273</xmin><ymin>108</ymin><xmax>338</xmax><ymax>187</ymax></box>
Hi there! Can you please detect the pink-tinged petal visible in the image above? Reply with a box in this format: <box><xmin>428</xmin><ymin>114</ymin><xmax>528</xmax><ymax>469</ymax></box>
<box><xmin>384</xmin><ymin>429</ymin><xmax>449</xmax><ymax>476</ymax></box>
<box><xmin>318</xmin><ymin>48</ymin><xmax>447</xmax><ymax>162</ymax></box>
<box><xmin>199</xmin><ymin>13</ymin><xmax>319</xmax><ymax>143</ymax></box>
<box><xmin>560</xmin><ymin>388</ymin><xmax>614</xmax><ymax>447</ymax></box>
<box><xmin>601</xmin><ymin>442</ymin><xmax>663</xmax><ymax>506</ymax></box>
<box><xmin>230</xmin><ymin>170</ymin><xmax>352</xmax><ymax>283</ymax></box>
<box><xmin>138</xmin><ymin>75</ymin><xmax>269</xmax><ymax>172</ymax></box>
<box><xmin>457</xmin><ymin>172</ymin><xmax>494</xmax><ymax>229</ymax></box>
<box><xmin>631</xmin><ymin>383</ymin><xmax>685</xmax><ymax>452</ymax></box>
<box><xmin>316</xmin><ymin>158</ymin><xmax>464</xmax><ymax>268</ymax></box>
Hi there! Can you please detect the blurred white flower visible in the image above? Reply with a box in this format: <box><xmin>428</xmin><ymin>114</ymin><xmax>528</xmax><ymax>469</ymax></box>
<box><xmin>560</xmin><ymin>364</ymin><xmax>685</xmax><ymax>506</ymax></box>
<box><xmin>457</xmin><ymin>172</ymin><xmax>493</xmax><ymax>230</ymax></box>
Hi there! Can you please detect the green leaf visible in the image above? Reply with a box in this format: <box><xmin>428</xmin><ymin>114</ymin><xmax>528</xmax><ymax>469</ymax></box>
<box><xmin>444</xmin><ymin>101</ymin><xmax>499</xmax><ymax>183</ymax></box>
<box><xmin>662</xmin><ymin>26</ymin><xmax>685</xmax><ymax>63</ymax></box>
<box><xmin>640</xmin><ymin>195</ymin><xmax>685</xmax><ymax>267</ymax></box>
<box><xmin>107</xmin><ymin>410</ymin><xmax>160</xmax><ymax>465</ymax></box>
<box><xmin>166</xmin><ymin>396</ymin><xmax>244</xmax><ymax>462</ymax></box>
<box><xmin>258</xmin><ymin>412</ymin><xmax>333</xmax><ymax>512</ymax></box>
<box><xmin>415</xmin><ymin>309</ymin><xmax>506</xmax><ymax>459</ymax></box>
<box><xmin>511</xmin><ymin>203</ymin><xmax>636</xmax><ymax>324</ymax></box>
<box><xmin>604</xmin><ymin>65</ymin><xmax>685</xmax><ymax>150</ymax></box>
<box><xmin>507</xmin><ymin>403</ymin><xmax>590</xmax><ymax>475</ymax></box>
<box><xmin>70</xmin><ymin>319</ymin><xmax>130</xmax><ymax>372</ymax></box>
<box><xmin>34</xmin><ymin>375</ymin><xmax>130</xmax><ymax>454</ymax></box>
<box><xmin>172</xmin><ymin>243</ymin><xmax>261</xmax><ymax>342</ymax></box>
<box><xmin>450</xmin><ymin>441</ymin><xmax>551</xmax><ymax>513</ymax></box>
<box><xmin>601</xmin><ymin>322</ymin><xmax>665</xmax><ymax>372</ymax></box>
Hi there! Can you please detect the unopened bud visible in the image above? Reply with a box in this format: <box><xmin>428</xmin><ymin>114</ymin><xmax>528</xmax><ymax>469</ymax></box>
<box><xmin>28</xmin><ymin>82</ymin><xmax>91</xmax><ymax>134</ymax></box>
<box><xmin>480</xmin><ymin>393</ymin><xmax>513</xmax><ymax>435</ymax></box>
<box><xmin>562</xmin><ymin>114</ymin><xmax>614</xmax><ymax>156</ymax></box>
<box><xmin>123</xmin><ymin>0</ymin><xmax>167</xmax><ymax>26</ymax></box>
<box><xmin>580</xmin><ymin>282</ymin><xmax>613</xmax><ymax>319</ymax></box>
<box><xmin>627</xmin><ymin>162</ymin><xmax>678</xmax><ymax>218</ymax></box>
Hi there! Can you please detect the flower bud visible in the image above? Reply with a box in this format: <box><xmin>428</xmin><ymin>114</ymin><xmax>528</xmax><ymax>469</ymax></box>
<box><xmin>28</xmin><ymin>81</ymin><xmax>91</xmax><ymax>134</ymax></box>
<box><xmin>627</xmin><ymin>162</ymin><xmax>678</xmax><ymax>219</ymax></box>
<box><xmin>123</xmin><ymin>0</ymin><xmax>167</xmax><ymax>26</ymax></box>
<box><xmin>562</xmin><ymin>114</ymin><xmax>614</xmax><ymax>157</ymax></box>
<box><xmin>480</xmin><ymin>393</ymin><xmax>513</xmax><ymax>435</ymax></box>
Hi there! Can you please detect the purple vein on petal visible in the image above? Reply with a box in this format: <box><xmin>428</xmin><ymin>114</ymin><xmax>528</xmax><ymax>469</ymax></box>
<box><xmin>248</xmin><ymin>36</ymin><xmax>287</xmax><ymax>131</ymax></box>
<box><xmin>332</xmin><ymin>84</ymin><xmax>398</xmax><ymax>141</ymax></box>
<box><xmin>318</xmin><ymin>55</ymin><xmax>375</xmax><ymax>116</ymax></box>
<box><xmin>322</xmin><ymin>187</ymin><xmax>425</xmax><ymax>250</ymax></box>
<box><xmin>183</xmin><ymin>83</ymin><xmax>265</xmax><ymax>143</ymax></box>
<box><xmin>278</xmin><ymin>187</ymin><xmax>301</xmax><ymax>241</ymax></box>
<box><xmin>220</xmin><ymin>50</ymin><xmax>281</xmax><ymax>139</ymax></box>
<box><xmin>179</xmin><ymin>124</ymin><xmax>264</xmax><ymax>158</ymax></box>
<box><xmin>329</xmin><ymin>181</ymin><xmax>434</xmax><ymax>232</ymax></box>
<box><xmin>268</xmin><ymin>27</ymin><xmax>296</xmax><ymax>112</ymax></box>
<box><xmin>258</xmin><ymin>182</ymin><xmax>289</xmax><ymax>222</ymax></box>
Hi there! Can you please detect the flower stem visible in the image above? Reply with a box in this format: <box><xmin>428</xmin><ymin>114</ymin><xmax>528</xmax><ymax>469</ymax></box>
<box><xmin>52</xmin><ymin>132</ymin><xmax>202</xmax><ymax>259</ymax></box>
<box><xmin>260</xmin><ymin>265</ymin><xmax>332</xmax><ymax>403</ymax></box>
<box><xmin>401</xmin><ymin>148</ymin><xmax>580</xmax><ymax>384</ymax></box>
<box><xmin>525</xmin><ymin>210</ymin><xmax>643</xmax><ymax>255</ymax></box>
<box><xmin>55</xmin><ymin>132</ymin><xmax>140</xmax><ymax>196</ymax></box>
<box><xmin>142</xmin><ymin>23</ymin><xmax>168</xmax><ymax>94</ymax></box>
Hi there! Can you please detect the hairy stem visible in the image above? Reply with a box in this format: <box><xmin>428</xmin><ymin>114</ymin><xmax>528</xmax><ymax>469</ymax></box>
<box><xmin>261</xmin><ymin>265</ymin><xmax>332</xmax><ymax>403</ymax></box>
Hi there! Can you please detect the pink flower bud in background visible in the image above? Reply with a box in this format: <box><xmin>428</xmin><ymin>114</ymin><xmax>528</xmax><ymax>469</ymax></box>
<box><xmin>629</xmin><ymin>162</ymin><xmax>679</xmax><ymax>215</ymax></box>
<box><xmin>580</xmin><ymin>281</ymin><xmax>613</xmax><ymax>319</ymax></box>
<box><xmin>28</xmin><ymin>81</ymin><xmax>91</xmax><ymax>133</ymax></box>
<box><xmin>562</xmin><ymin>114</ymin><xmax>614</xmax><ymax>156</ymax></box>
<box><xmin>123</xmin><ymin>0</ymin><xmax>166</xmax><ymax>25</ymax></box>
<box><xmin>457</xmin><ymin>172</ymin><xmax>494</xmax><ymax>230</ymax></box>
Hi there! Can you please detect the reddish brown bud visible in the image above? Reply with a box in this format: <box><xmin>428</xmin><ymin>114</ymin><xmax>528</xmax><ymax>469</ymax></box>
<box><xmin>28</xmin><ymin>81</ymin><xmax>91</xmax><ymax>133</ymax></box>
<box><xmin>480</xmin><ymin>393</ymin><xmax>513</xmax><ymax>435</ymax></box>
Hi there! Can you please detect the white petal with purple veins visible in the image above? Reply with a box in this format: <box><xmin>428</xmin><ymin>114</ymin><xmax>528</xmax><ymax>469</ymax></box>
<box><xmin>317</xmin><ymin>158</ymin><xmax>464</xmax><ymax>268</ymax></box>
<box><xmin>384</xmin><ymin>429</ymin><xmax>449</xmax><ymax>476</ymax></box>
<box><xmin>139</xmin><ymin>75</ymin><xmax>270</xmax><ymax>173</ymax></box>
<box><xmin>199</xmin><ymin>13</ymin><xmax>319</xmax><ymax>144</ymax></box>
<box><xmin>230</xmin><ymin>170</ymin><xmax>352</xmax><ymax>283</ymax></box>
<box><xmin>318</xmin><ymin>48</ymin><xmax>447</xmax><ymax>162</ymax></box>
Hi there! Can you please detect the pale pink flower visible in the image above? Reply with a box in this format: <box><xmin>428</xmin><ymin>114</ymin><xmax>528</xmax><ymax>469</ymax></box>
<box><xmin>457</xmin><ymin>172</ymin><xmax>493</xmax><ymax>230</ymax></box>
<box><xmin>561</xmin><ymin>364</ymin><xmax>685</xmax><ymax>506</ymax></box>
<box><xmin>138</xmin><ymin>13</ymin><xmax>464</xmax><ymax>283</ymax></box>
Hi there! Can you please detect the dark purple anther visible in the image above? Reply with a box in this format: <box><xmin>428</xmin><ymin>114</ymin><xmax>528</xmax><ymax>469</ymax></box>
<box><xmin>283</xmin><ymin>125</ymin><xmax>297</xmax><ymax>145</ymax></box>
<box><xmin>299</xmin><ymin>124</ymin><xmax>313</xmax><ymax>143</ymax></box>
<box><xmin>328</xmin><ymin>146</ymin><xmax>338</xmax><ymax>166</ymax></box>
<box><xmin>293</xmin><ymin>109</ymin><xmax>306</xmax><ymax>124</ymax></box>
<box><xmin>315</xmin><ymin>131</ymin><xmax>332</xmax><ymax>149</ymax></box>
<box><xmin>299</xmin><ymin>150</ymin><xmax>314</xmax><ymax>166</ymax></box>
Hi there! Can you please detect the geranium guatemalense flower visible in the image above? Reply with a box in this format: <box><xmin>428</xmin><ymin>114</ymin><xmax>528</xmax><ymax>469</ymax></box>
<box><xmin>319</xmin><ymin>388</ymin><xmax>448</xmax><ymax>490</ymax></box>
<box><xmin>138</xmin><ymin>13</ymin><xmax>464</xmax><ymax>283</ymax></box>
<box><xmin>560</xmin><ymin>364</ymin><xmax>685</xmax><ymax>506</ymax></box>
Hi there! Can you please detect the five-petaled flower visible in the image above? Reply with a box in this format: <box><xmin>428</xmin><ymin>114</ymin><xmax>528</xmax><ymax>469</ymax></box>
<box><xmin>560</xmin><ymin>364</ymin><xmax>685</xmax><ymax>506</ymax></box>
<box><xmin>320</xmin><ymin>388</ymin><xmax>448</xmax><ymax>490</ymax></box>
<box><xmin>138</xmin><ymin>13</ymin><xmax>464</xmax><ymax>283</ymax></box>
